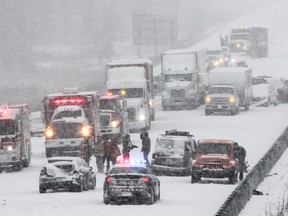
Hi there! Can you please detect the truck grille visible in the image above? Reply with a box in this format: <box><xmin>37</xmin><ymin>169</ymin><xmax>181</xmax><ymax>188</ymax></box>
<box><xmin>213</xmin><ymin>98</ymin><xmax>228</xmax><ymax>104</ymax></box>
<box><xmin>127</xmin><ymin>108</ymin><xmax>136</xmax><ymax>120</ymax></box>
<box><xmin>100</xmin><ymin>114</ymin><xmax>111</xmax><ymax>127</ymax></box>
<box><xmin>203</xmin><ymin>161</ymin><xmax>222</xmax><ymax>169</ymax></box>
<box><xmin>171</xmin><ymin>89</ymin><xmax>185</xmax><ymax>98</ymax></box>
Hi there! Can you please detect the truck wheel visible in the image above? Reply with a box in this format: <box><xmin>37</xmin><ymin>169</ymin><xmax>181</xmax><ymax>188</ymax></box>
<box><xmin>244</xmin><ymin>104</ymin><xmax>249</xmax><ymax>111</ymax></box>
<box><xmin>228</xmin><ymin>172</ymin><xmax>238</xmax><ymax>184</ymax></box>
<box><xmin>39</xmin><ymin>186</ymin><xmax>47</xmax><ymax>193</ymax></box>
<box><xmin>23</xmin><ymin>156</ymin><xmax>31</xmax><ymax>167</ymax></box>
<box><xmin>205</xmin><ymin>109</ymin><xmax>210</xmax><ymax>116</ymax></box>
<box><xmin>13</xmin><ymin>162</ymin><xmax>23</xmax><ymax>172</ymax></box>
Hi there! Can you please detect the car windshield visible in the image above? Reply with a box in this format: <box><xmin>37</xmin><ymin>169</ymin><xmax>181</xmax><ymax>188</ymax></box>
<box><xmin>110</xmin><ymin>167</ymin><xmax>149</xmax><ymax>174</ymax></box>
<box><xmin>209</xmin><ymin>87</ymin><xmax>234</xmax><ymax>94</ymax></box>
<box><xmin>54</xmin><ymin>164</ymin><xmax>74</xmax><ymax>173</ymax></box>
<box><xmin>110</xmin><ymin>88</ymin><xmax>143</xmax><ymax>98</ymax></box>
<box><xmin>155</xmin><ymin>138</ymin><xmax>186</xmax><ymax>156</ymax></box>
<box><xmin>0</xmin><ymin>120</ymin><xmax>15</xmax><ymax>135</ymax></box>
<box><xmin>100</xmin><ymin>99</ymin><xmax>116</xmax><ymax>111</ymax></box>
<box><xmin>53</xmin><ymin>110</ymin><xmax>82</xmax><ymax>120</ymax></box>
<box><xmin>198</xmin><ymin>144</ymin><xmax>231</xmax><ymax>154</ymax></box>
<box><xmin>164</xmin><ymin>74</ymin><xmax>192</xmax><ymax>82</ymax></box>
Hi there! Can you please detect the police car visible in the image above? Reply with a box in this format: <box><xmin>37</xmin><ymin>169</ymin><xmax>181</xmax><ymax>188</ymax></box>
<box><xmin>103</xmin><ymin>159</ymin><xmax>160</xmax><ymax>205</ymax></box>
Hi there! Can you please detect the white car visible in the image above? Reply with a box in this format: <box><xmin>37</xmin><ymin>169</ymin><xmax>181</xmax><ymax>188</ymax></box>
<box><xmin>39</xmin><ymin>157</ymin><xmax>96</xmax><ymax>193</ymax></box>
<box><xmin>252</xmin><ymin>83</ymin><xmax>278</xmax><ymax>106</ymax></box>
<box><xmin>29</xmin><ymin>111</ymin><xmax>45</xmax><ymax>137</ymax></box>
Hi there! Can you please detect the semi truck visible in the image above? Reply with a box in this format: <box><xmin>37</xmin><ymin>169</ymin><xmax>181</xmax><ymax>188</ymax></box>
<box><xmin>226</xmin><ymin>26</ymin><xmax>268</xmax><ymax>58</ymax></box>
<box><xmin>43</xmin><ymin>88</ymin><xmax>101</xmax><ymax>163</ymax></box>
<box><xmin>0</xmin><ymin>104</ymin><xmax>31</xmax><ymax>171</ymax></box>
<box><xmin>205</xmin><ymin>66</ymin><xmax>253</xmax><ymax>115</ymax></box>
<box><xmin>161</xmin><ymin>48</ymin><xmax>208</xmax><ymax>110</ymax></box>
<box><xmin>105</xmin><ymin>59</ymin><xmax>154</xmax><ymax>132</ymax></box>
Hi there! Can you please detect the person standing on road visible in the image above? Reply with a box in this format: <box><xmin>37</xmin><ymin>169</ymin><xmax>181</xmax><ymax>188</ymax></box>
<box><xmin>122</xmin><ymin>134</ymin><xmax>138</xmax><ymax>160</ymax></box>
<box><xmin>141</xmin><ymin>132</ymin><xmax>151</xmax><ymax>166</ymax></box>
<box><xmin>94</xmin><ymin>135</ymin><xmax>105</xmax><ymax>173</ymax></box>
<box><xmin>234</xmin><ymin>142</ymin><xmax>247</xmax><ymax>181</ymax></box>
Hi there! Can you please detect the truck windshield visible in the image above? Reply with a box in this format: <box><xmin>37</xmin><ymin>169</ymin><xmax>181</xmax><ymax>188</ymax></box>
<box><xmin>51</xmin><ymin>122</ymin><xmax>82</xmax><ymax>139</ymax></box>
<box><xmin>53</xmin><ymin>110</ymin><xmax>82</xmax><ymax>120</ymax></box>
<box><xmin>164</xmin><ymin>74</ymin><xmax>192</xmax><ymax>82</ymax></box>
<box><xmin>209</xmin><ymin>87</ymin><xmax>234</xmax><ymax>94</ymax></box>
<box><xmin>230</xmin><ymin>34</ymin><xmax>251</xmax><ymax>41</ymax></box>
<box><xmin>0</xmin><ymin>120</ymin><xmax>15</xmax><ymax>135</ymax></box>
<box><xmin>110</xmin><ymin>89</ymin><xmax>143</xmax><ymax>98</ymax></box>
<box><xmin>198</xmin><ymin>144</ymin><xmax>231</xmax><ymax>155</ymax></box>
<box><xmin>100</xmin><ymin>99</ymin><xmax>116</xmax><ymax>111</ymax></box>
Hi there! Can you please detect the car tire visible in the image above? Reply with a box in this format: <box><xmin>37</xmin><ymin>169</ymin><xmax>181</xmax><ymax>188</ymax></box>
<box><xmin>13</xmin><ymin>162</ymin><xmax>22</xmax><ymax>172</ymax></box>
<box><xmin>39</xmin><ymin>186</ymin><xmax>46</xmax><ymax>194</ymax></box>
<box><xmin>23</xmin><ymin>156</ymin><xmax>31</xmax><ymax>168</ymax></box>
<box><xmin>88</xmin><ymin>177</ymin><xmax>95</xmax><ymax>190</ymax></box>
<box><xmin>147</xmin><ymin>188</ymin><xmax>155</xmax><ymax>205</ymax></box>
<box><xmin>103</xmin><ymin>192</ymin><xmax>110</xmax><ymax>204</ymax></box>
<box><xmin>191</xmin><ymin>172</ymin><xmax>200</xmax><ymax>183</ymax></box>
<box><xmin>74</xmin><ymin>181</ymin><xmax>83</xmax><ymax>192</ymax></box>
<box><xmin>228</xmin><ymin>171</ymin><xmax>238</xmax><ymax>185</ymax></box>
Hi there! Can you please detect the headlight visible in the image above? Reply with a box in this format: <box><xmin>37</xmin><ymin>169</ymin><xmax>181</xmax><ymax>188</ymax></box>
<box><xmin>237</xmin><ymin>43</ymin><xmax>241</xmax><ymax>48</ymax></box>
<box><xmin>213</xmin><ymin>61</ymin><xmax>219</xmax><ymax>67</ymax></box>
<box><xmin>229</xmin><ymin>97</ymin><xmax>236</xmax><ymax>103</ymax></box>
<box><xmin>81</xmin><ymin>125</ymin><xmax>91</xmax><ymax>137</ymax></box>
<box><xmin>243</xmin><ymin>46</ymin><xmax>247</xmax><ymax>50</ymax></box>
<box><xmin>7</xmin><ymin>145</ymin><xmax>13</xmax><ymax>151</ymax></box>
<box><xmin>138</xmin><ymin>113</ymin><xmax>146</xmax><ymax>121</ymax></box>
<box><xmin>111</xmin><ymin>120</ymin><xmax>120</xmax><ymax>128</ymax></box>
<box><xmin>45</xmin><ymin>127</ymin><xmax>54</xmax><ymax>139</ymax></box>
<box><xmin>205</xmin><ymin>96</ymin><xmax>212</xmax><ymax>104</ymax></box>
<box><xmin>148</xmin><ymin>99</ymin><xmax>154</xmax><ymax>108</ymax></box>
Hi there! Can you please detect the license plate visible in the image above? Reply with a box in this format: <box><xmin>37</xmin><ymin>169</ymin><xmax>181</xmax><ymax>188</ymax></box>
<box><xmin>121</xmin><ymin>192</ymin><xmax>132</xmax><ymax>196</ymax></box>
<box><xmin>166</xmin><ymin>159</ymin><xmax>174</xmax><ymax>163</ymax></box>
<box><xmin>119</xmin><ymin>180</ymin><xmax>134</xmax><ymax>185</ymax></box>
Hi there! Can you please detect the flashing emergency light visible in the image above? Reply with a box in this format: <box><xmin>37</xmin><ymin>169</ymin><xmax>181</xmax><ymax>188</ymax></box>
<box><xmin>116</xmin><ymin>159</ymin><xmax>147</xmax><ymax>165</ymax></box>
<box><xmin>148</xmin><ymin>99</ymin><xmax>154</xmax><ymax>108</ymax></box>
<box><xmin>81</xmin><ymin>125</ymin><xmax>91</xmax><ymax>137</ymax></box>
<box><xmin>45</xmin><ymin>127</ymin><xmax>54</xmax><ymax>139</ymax></box>
<box><xmin>51</xmin><ymin>97</ymin><xmax>87</xmax><ymax>105</ymax></box>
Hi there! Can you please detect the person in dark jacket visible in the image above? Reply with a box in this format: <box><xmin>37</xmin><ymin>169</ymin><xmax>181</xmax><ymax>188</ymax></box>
<box><xmin>122</xmin><ymin>134</ymin><xmax>138</xmax><ymax>160</ymax></box>
<box><xmin>234</xmin><ymin>142</ymin><xmax>247</xmax><ymax>181</ymax></box>
<box><xmin>141</xmin><ymin>132</ymin><xmax>151</xmax><ymax>166</ymax></box>
<box><xmin>103</xmin><ymin>136</ymin><xmax>121</xmax><ymax>172</ymax></box>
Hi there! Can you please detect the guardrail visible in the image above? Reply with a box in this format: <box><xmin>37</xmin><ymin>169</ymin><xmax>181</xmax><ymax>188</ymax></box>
<box><xmin>215</xmin><ymin>126</ymin><xmax>288</xmax><ymax>216</ymax></box>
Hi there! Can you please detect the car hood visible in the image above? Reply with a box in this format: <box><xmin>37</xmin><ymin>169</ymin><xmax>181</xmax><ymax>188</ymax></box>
<box><xmin>209</xmin><ymin>93</ymin><xmax>234</xmax><ymax>98</ymax></box>
<box><xmin>198</xmin><ymin>154</ymin><xmax>229</xmax><ymax>161</ymax></box>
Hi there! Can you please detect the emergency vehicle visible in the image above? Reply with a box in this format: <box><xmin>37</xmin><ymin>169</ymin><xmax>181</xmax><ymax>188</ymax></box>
<box><xmin>43</xmin><ymin>88</ymin><xmax>101</xmax><ymax>163</ymax></box>
<box><xmin>103</xmin><ymin>159</ymin><xmax>160</xmax><ymax>205</ymax></box>
<box><xmin>0</xmin><ymin>104</ymin><xmax>31</xmax><ymax>171</ymax></box>
<box><xmin>99</xmin><ymin>93</ymin><xmax>129</xmax><ymax>141</ymax></box>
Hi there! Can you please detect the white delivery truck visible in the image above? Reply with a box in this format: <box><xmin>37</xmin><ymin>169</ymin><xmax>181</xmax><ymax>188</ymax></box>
<box><xmin>205</xmin><ymin>66</ymin><xmax>253</xmax><ymax>115</ymax></box>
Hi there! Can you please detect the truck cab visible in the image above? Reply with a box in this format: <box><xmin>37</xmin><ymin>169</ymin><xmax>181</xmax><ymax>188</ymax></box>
<box><xmin>0</xmin><ymin>104</ymin><xmax>31</xmax><ymax>172</ymax></box>
<box><xmin>106</xmin><ymin>59</ymin><xmax>154</xmax><ymax>132</ymax></box>
<box><xmin>191</xmin><ymin>139</ymin><xmax>239</xmax><ymax>184</ymax></box>
<box><xmin>99</xmin><ymin>93</ymin><xmax>129</xmax><ymax>141</ymax></box>
<box><xmin>205</xmin><ymin>84</ymin><xmax>240</xmax><ymax>115</ymax></box>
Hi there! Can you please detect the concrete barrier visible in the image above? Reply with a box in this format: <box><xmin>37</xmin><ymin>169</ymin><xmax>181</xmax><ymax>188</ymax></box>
<box><xmin>215</xmin><ymin>127</ymin><xmax>288</xmax><ymax>216</ymax></box>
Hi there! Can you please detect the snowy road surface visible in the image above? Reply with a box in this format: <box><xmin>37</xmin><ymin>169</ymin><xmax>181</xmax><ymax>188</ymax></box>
<box><xmin>1</xmin><ymin>96</ymin><xmax>288</xmax><ymax>216</ymax></box>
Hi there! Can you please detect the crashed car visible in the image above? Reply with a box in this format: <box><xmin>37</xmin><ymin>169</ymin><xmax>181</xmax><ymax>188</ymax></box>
<box><xmin>39</xmin><ymin>157</ymin><xmax>96</xmax><ymax>193</ymax></box>
<box><xmin>191</xmin><ymin>139</ymin><xmax>239</xmax><ymax>184</ymax></box>
<box><xmin>29</xmin><ymin>111</ymin><xmax>45</xmax><ymax>137</ymax></box>
<box><xmin>103</xmin><ymin>160</ymin><xmax>160</xmax><ymax>205</ymax></box>
<box><xmin>252</xmin><ymin>83</ymin><xmax>278</xmax><ymax>106</ymax></box>
<box><xmin>151</xmin><ymin>130</ymin><xmax>196</xmax><ymax>176</ymax></box>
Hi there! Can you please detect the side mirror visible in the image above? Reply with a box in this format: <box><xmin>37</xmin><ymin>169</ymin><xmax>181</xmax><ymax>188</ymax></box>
<box><xmin>89</xmin><ymin>167</ymin><xmax>93</xmax><ymax>171</ymax></box>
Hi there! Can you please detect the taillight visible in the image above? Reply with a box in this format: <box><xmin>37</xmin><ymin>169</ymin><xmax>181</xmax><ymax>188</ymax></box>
<box><xmin>106</xmin><ymin>177</ymin><xmax>112</xmax><ymax>183</ymax></box>
<box><xmin>143</xmin><ymin>177</ymin><xmax>150</xmax><ymax>183</ymax></box>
